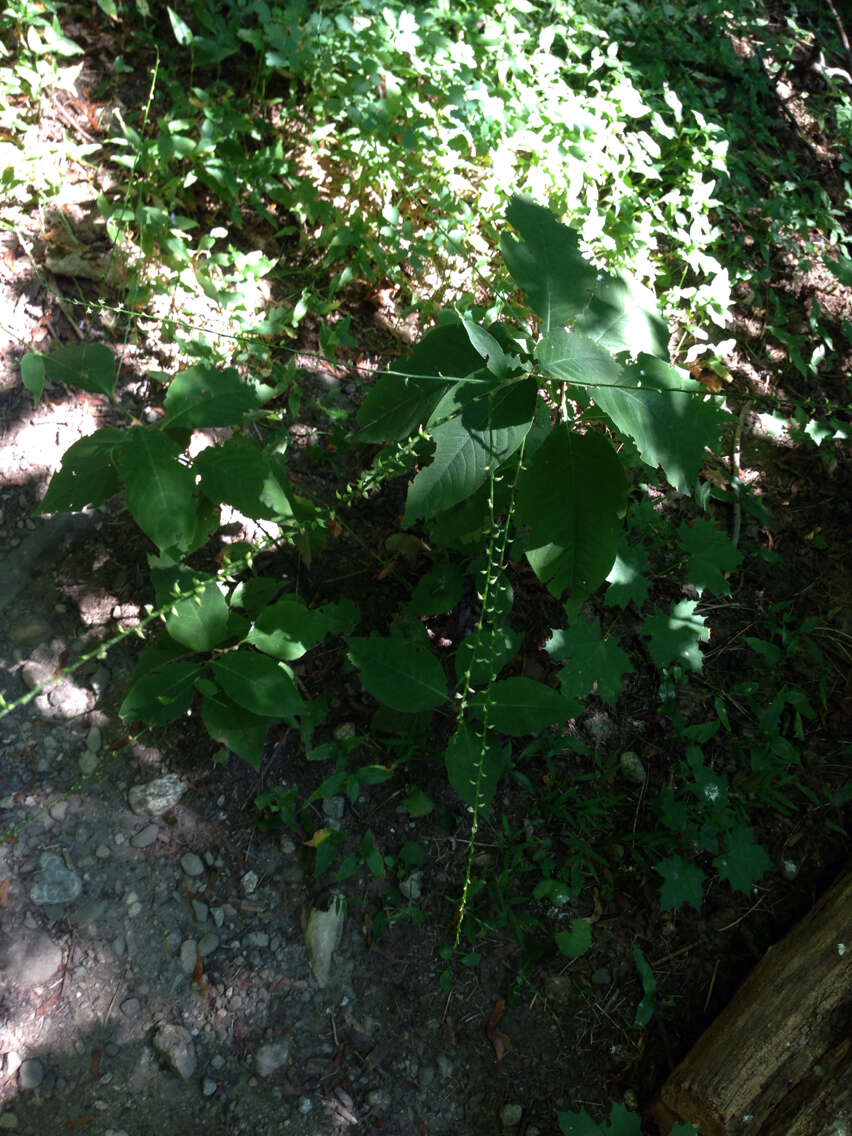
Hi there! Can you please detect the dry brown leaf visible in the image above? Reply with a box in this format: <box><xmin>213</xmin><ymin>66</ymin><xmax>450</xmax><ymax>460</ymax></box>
<box><xmin>0</xmin><ymin>876</ymin><xmax>10</xmax><ymax>907</ymax></box>
<box><xmin>485</xmin><ymin>997</ymin><xmax>512</xmax><ymax>1061</ymax></box>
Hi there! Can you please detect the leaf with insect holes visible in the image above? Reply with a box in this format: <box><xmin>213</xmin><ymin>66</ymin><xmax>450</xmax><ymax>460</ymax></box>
<box><xmin>679</xmin><ymin>518</ymin><xmax>743</xmax><ymax>595</ymax></box>
<box><xmin>714</xmin><ymin>826</ymin><xmax>773</xmax><ymax>894</ymax></box>
<box><xmin>605</xmin><ymin>536</ymin><xmax>650</xmax><ymax>609</ymax></box>
<box><xmin>643</xmin><ymin>600</ymin><xmax>709</xmax><ymax>672</ymax></box>
<box><xmin>657</xmin><ymin>854</ymin><xmax>705</xmax><ymax>912</ymax></box>
<box><xmin>39</xmin><ymin>428</ymin><xmax>127</xmax><ymax>513</ymax></box>
<box><xmin>547</xmin><ymin>618</ymin><xmax>634</xmax><ymax>706</ymax></box>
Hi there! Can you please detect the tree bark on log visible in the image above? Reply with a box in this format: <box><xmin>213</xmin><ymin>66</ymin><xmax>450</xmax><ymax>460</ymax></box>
<box><xmin>650</xmin><ymin>864</ymin><xmax>852</xmax><ymax>1136</ymax></box>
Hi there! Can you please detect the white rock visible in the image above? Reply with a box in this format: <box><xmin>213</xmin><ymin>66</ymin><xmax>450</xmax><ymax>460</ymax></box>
<box><xmin>305</xmin><ymin>895</ymin><xmax>345</xmax><ymax>987</ymax></box>
<box><xmin>255</xmin><ymin>1040</ymin><xmax>290</xmax><ymax>1078</ymax></box>
<box><xmin>180</xmin><ymin>853</ymin><xmax>205</xmax><ymax>877</ymax></box>
<box><xmin>152</xmin><ymin>1023</ymin><xmax>196</xmax><ymax>1080</ymax></box>
<box><xmin>128</xmin><ymin>774</ymin><xmax>186</xmax><ymax>817</ymax></box>
<box><xmin>0</xmin><ymin>929</ymin><xmax>62</xmax><ymax>986</ymax></box>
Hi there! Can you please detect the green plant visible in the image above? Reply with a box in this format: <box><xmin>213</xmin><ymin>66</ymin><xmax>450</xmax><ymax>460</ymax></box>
<box><xmin>13</xmin><ymin>197</ymin><xmax>737</xmax><ymax>920</ymax></box>
<box><xmin>558</xmin><ymin>1099</ymin><xmax>698</xmax><ymax>1135</ymax></box>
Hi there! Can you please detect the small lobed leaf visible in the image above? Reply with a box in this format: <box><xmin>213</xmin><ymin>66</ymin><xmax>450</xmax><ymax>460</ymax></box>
<box><xmin>21</xmin><ymin>352</ymin><xmax>45</xmax><ymax>406</ymax></box>
<box><xmin>548</xmin><ymin>618</ymin><xmax>634</xmax><ymax>706</ymax></box>
<box><xmin>714</xmin><ymin>826</ymin><xmax>773</xmax><ymax>894</ymax></box>
<box><xmin>656</xmin><ymin>854</ymin><xmax>705</xmax><ymax>912</ymax></box>
<box><xmin>679</xmin><ymin>518</ymin><xmax>743</xmax><ymax>595</ymax></box>
<box><xmin>605</xmin><ymin>537</ymin><xmax>650</xmax><ymax>609</ymax></box>
<box><xmin>643</xmin><ymin>599</ymin><xmax>709</xmax><ymax>672</ymax></box>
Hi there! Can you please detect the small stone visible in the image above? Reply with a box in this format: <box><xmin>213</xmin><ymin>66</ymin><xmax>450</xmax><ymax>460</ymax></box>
<box><xmin>191</xmin><ymin>900</ymin><xmax>208</xmax><ymax>924</ymax></box>
<box><xmin>619</xmin><ymin>751</ymin><xmax>646</xmax><ymax>785</ymax></box>
<box><xmin>29</xmin><ymin>853</ymin><xmax>82</xmax><ymax>906</ymax></box>
<box><xmin>0</xmin><ymin>1111</ymin><xmax>18</xmax><ymax>1129</ymax></box>
<box><xmin>322</xmin><ymin>796</ymin><xmax>345</xmax><ymax>821</ymax></box>
<box><xmin>95</xmin><ymin>845</ymin><xmax>111</xmax><ymax>859</ymax></box>
<box><xmin>130</xmin><ymin>824</ymin><xmax>159</xmax><ymax>849</ymax></box>
<box><xmin>18</xmin><ymin>1059</ymin><xmax>44</xmax><ymax>1090</ymax></box>
<box><xmin>210</xmin><ymin>1054</ymin><xmax>226</xmax><ymax>1070</ymax></box>
<box><xmin>120</xmin><ymin>997</ymin><xmax>141</xmax><ymax>1018</ymax></box>
<box><xmin>255</xmin><ymin>1040</ymin><xmax>290</xmax><ymax>1078</ymax></box>
<box><xmin>179</xmin><ymin>940</ymin><xmax>198</xmax><ymax>974</ymax></box>
<box><xmin>85</xmin><ymin>726</ymin><xmax>102</xmax><ymax>753</ymax></box>
<box><xmin>127</xmin><ymin>774</ymin><xmax>186</xmax><ymax>818</ymax></box>
<box><xmin>197</xmin><ymin>933</ymin><xmax>219</xmax><ymax>957</ymax></box>
<box><xmin>399</xmin><ymin>872</ymin><xmax>423</xmax><ymax>901</ymax></box>
<box><xmin>180</xmin><ymin>853</ymin><xmax>205</xmax><ymax>877</ymax></box>
<box><xmin>305</xmin><ymin>895</ymin><xmax>345</xmax><ymax>987</ymax></box>
<box><xmin>9</xmin><ymin>618</ymin><xmax>51</xmax><ymax>646</ymax></box>
<box><xmin>202</xmin><ymin>1077</ymin><xmax>217</xmax><ymax>1096</ymax></box>
<box><xmin>782</xmin><ymin>859</ymin><xmax>799</xmax><ymax>881</ymax></box>
<box><xmin>243</xmin><ymin>931</ymin><xmax>269</xmax><ymax>948</ymax></box>
<box><xmin>241</xmin><ymin>870</ymin><xmax>259</xmax><ymax>896</ymax></box>
<box><xmin>152</xmin><ymin>1023</ymin><xmax>196</xmax><ymax>1080</ymax></box>
<box><xmin>500</xmin><ymin>1103</ymin><xmax>523</xmax><ymax>1128</ymax></box>
<box><xmin>211</xmin><ymin>906</ymin><xmax>225</xmax><ymax>928</ymax></box>
<box><xmin>79</xmin><ymin>751</ymin><xmax>98</xmax><ymax>776</ymax></box>
<box><xmin>591</xmin><ymin>967</ymin><xmax>612</xmax><ymax>987</ymax></box>
<box><xmin>366</xmin><ymin>1088</ymin><xmax>391</xmax><ymax>1112</ymax></box>
<box><xmin>0</xmin><ymin>930</ymin><xmax>62</xmax><ymax>986</ymax></box>
<box><xmin>48</xmin><ymin>800</ymin><xmax>69</xmax><ymax>822</ymax></box>
<box><xmin>332</xmin><ymin>722</ymin><xmax>356</xmax><ymax>741</ymax></box>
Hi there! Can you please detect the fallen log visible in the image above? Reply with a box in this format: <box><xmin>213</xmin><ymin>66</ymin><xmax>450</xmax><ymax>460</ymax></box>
<box><xmin>649</xmin><ymin>864</ymin><xmax>851</xmax><ymax>1136</ymax></box>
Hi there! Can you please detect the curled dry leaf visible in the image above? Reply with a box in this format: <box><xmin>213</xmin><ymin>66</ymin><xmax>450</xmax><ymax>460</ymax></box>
<box><xmin>485</xmin><ymin>996</ymin><xmax>512</xmax><ymax>1062</ymax></box>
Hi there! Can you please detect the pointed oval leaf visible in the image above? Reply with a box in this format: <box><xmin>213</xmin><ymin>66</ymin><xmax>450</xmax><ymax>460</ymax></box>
<box><xmin>211</xmin><ymin>648</ymin><xmax>304</xmax><ymax>718</ymax></box>
<box><xmin>114</xmin><ymin>428</ymin><xmax>199</xmax><ymax>552</ymax></box>
<box><xmin>470</xmin><ymin>677</ymin><xmax>579</xmax><ymax>735</ymax></box>
<box><xmin>247</xmin><ymin>598</ymin><xmax>330</xmax><ymax>660</ymax></box>
<box><xmin>42</xmin><ymin>342</ymin><xmax>117</xmax><ymax>397</ymax></box>
<box><xmin>536</xmin><ymin>328</ymin><xmax>623</xmax><ymax>390</ymax></box>
<box><xmin>119</xmin><ymin>661</ymin><xmax>201</xmax><ymax>725</ymax></box>
<box><xmin>164</xmin><ymin>363</ymin><xmax>275</xmax><ymax>428</ymax></box>
<box><xmin>444</xmin><ymin>720</ymin><xmax>510</xmax><ymax>812</ymax></box>
<box><xmin>39</xmin><ymin>427</ymin><xmax>126</xmax><ymax>512</ymax></box>
<box><xmin>347</xmin><ymin>633</ymin><xmax>447</xmax><ymax>712</ymax></box>
<box><xmin>164</xmin><ymin>572</ymin><xmax>229</xmax><ymax>652</ymax></box>
<box><xmin>201</xmin><ymin>686</ymin><xmax>270</xmax><ymax>768</ymax></box>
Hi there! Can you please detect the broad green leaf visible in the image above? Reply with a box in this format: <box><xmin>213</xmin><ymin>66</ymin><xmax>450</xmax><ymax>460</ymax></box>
<box><xmin>119</xmin><ymin>660</ymin><xmax>201</xmax><ymax>725</ymax></box>
<box><xmin>195</xmin><ymin>434</ymin><xmax>277</xmax><ymax>518</ymax></box>
<box><xmin>41</xmin><ymin>342</ymin><xmax>117</xmax><ymax>397</ymax></box>
<box><xmin>633</xmin><ymin>944</ymin><xmax>658</xmax><ymax>1027</ymax></box>
<box><xmin>21</xmin><ymin>352</ymin><xmax>45</xmax><ymax>406</ymax></box>
<box><xmin>39</xmin><ymin>427</ymin><xmax>126</xmax><ymax>512</ymax></box>
<box><xmin>408</xmin><ymin>561</ymin><xmax>465</xmax><ymax>615</ymax></box>
<box><xmin>347</xmin><ymin>632</ymin><xmax>448</xmax><ymax>712</ymax></box>
<box><xmin>229</xmin><ymin>577</ymin><xmax>283</xmax><ymax>615</ymax></box>
<box><xmin>547</xmin><ymin>618</ymin><xmax>634</xmax><ymax>706</ymax></box>
<box><xmin>157</xmin><ymin>568</ymin><xmax>229</xmax><ymax>652</ymax></box>
<box><xmin>714</xmin><ymin>826</ymin><xmax>772</xmax><ymax>894</ymax></box>
<box><xmin>404</xmin><ymin>376</ymin><xmax>536</xmax><ymax>525</ymax></box>
<box><xmin>643</xmin><ymin>600</ymin><xmax>709</xmax><ymax>672</ymax></box>
<box><xmin>679</xmin><ymin>518</ymin><xmax>743</xmax><ymax>595</ymax></box>
<box><xmin>211</xmin><ymin>648</ymin><xmax>304</xmax><ymax>718</ymax></box>
<box><xmin>575</xmin><ymin>270</ymin><xmax>669</xmax><ymax>359</ymax></box>
<box><xmin>247</xmin><ymin>597</ymin><xmax>330</xmax><ymax>660</ymax></box>
<box><xmin>516</xmin><ymin>425</ymin><xmax>627</xmax><ymax>613</ymax></box>
<box><xmin>592</xmin><ymin>355</ymin><xmax>728</xmax><ymax>494</ymax></box>
<box><xmin>558</xmin><ymin>1102</ymin><xmax>642</xmax><ymax>1136</ymax></box>
<box><xmin>555</xmin><ymin>917</ymin><xmax>592</xmax><ymax>958</ymax></box>
<box><xmin>536</xmin><ymin>328</ymin><xmax>623</xmax><ymax>390</ymax></box>
<box><xmin>316</xmin><ymin>597</ymin><xmax>359</xmax><ymax>636</ymax></box>
<box><xmin>164</xmin><ymin>363</ymin><xmax>274</xmax><ymax>428</ymax></box>
<box><xmin>461</xmin><ymin>317</ymin><xmax>519</xmax><ymax>379</ymax></box>
<box><xmin>201</xmin><ymin>686</ymin><xmax>269</xmax><ymax>768</ymax></box>
<box><xmin>455</xmin><ymin>624</ymin><xmax>523</xmax><ymax>686</ymax></box>
<box><xmin>605</xmin><ymin>537</ymin><xmax>650</xmax><ymax>609</ymax></box>
<box><xmin>444</xmin><ymin>720</ymin><xmax>510</xmax><ymax>812</ymax></box>
<box><xmin>167</xmin><ymin>5</ymin><xmax>193</xmax><ymax>45</ymax></box>
<box><xmin>356</xmin><ymin>322</ymin><xmax>482</xmax><ymax>442</ymax></box>
<box><xmin>130</xmin><ymin>631</ymin><xmax>191</xmax><ymax>680</ymax></box>
<box><xmin>501</xmin><ymin>196</ymin><xmax>597</xmax><ymax>332</ymax></box>
<box><xmin>656</xmin><ymin>854</ymin><xmax>705</xmax><ymax>911</ymax></box>
<box><xmin>470</xmin><ymin>677</ymin><xmax>579</xmax><ymax>735</ymax></box>
<box><xmin>114</xmin><ymin>428</ymin><xmax>198</xmax><ymax>552</ymax></box>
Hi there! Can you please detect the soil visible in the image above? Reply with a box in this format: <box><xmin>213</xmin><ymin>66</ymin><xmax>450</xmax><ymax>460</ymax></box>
<box><xmin>0</xmin><ymin>9</ymin><xmax>850</xmax><ymax>1136</ymax></box>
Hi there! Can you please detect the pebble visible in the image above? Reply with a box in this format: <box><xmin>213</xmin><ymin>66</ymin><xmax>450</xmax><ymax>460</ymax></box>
<box><xmin>127</xmin><ymin>774</ymin><xmax>186</xmax><ymax>818</ymax></box>
<box><xmin>591</xmin><ymin>967</ymin><xmax>612</xmax><ymax>987</ymax></box>
<box><xmin>120</xmin><ymin>997</ymin><xmax>141</xmax><ymax>1018</ymax></box>
<box><xmin>0</xmin><ymin>929</ymin><xmax>62</xmax><ymax>985</ymax></box>
<box><xmin>130</xmin><ymin>824</ymin><xmax>159</xmax><ymax>849</ymax></box>
<box><xmin>322</xmin><ymin>796</ymin><xmax>345</xmax><ymax>821</ymax></box>
<box><xmin>179</xmin><ymin>940</ymin><xmax>198</xmax><ymax>974</ymax></box>
<box><xmin>48</xmin><ymin>800</ymin><xmax>69</xmax><ymax>822</ymax></box>
<box><xmin>9</xmin><ymin>617</ymin><xmax>51</xmax><ymax>646</ymax></box>
<box><xmin>85</xmin><ymin>726</ymin><xmax>102</xmax><ymax>752</ymax></box>
<box><xmin>152</xmin><ymin>1023</ymin><xmax>196</xmax><ymax>1080</ymax></box>
<box><xmin>180</xmin><ymin>852</ymin><xmax>205</xmax><ymax>877</ymax></box>
<box><xmin>29</xmin><ymin>853</ymin><xmax>82</xmax><ymax>905</ymax></box>
<box><xmin>202</xmin><ymin>1077</ymin><xmax>217</xmax><ymax>1096</ymax></box>
<box><xmin>18</xmin><ymin>1059</ymin><xmax>44</xmax><ymax>1090</ymax></box>
<box><xmin>241</xmin><ymin>870</ymin><xmax>259</xmax><ymax>895</ymax></box>
<box><xmin>79</xmin><ymin>751</ymin><xmax>98</xmax><ymax>775</ymax></box>
<box><xmin>305</xmin><ymin>896</ymin><xmax>345</xmax><ymax>987</ymax></box>
<box><xmin>254</xmin><ymin>1040</ymin><xmax>290</xmax><ymax>1078</ymax></box>
<box><xmin>198</xmin><ymin>933</ymin><xmax>219</xmax><ymax>957</ymax></box>
<box><xmin>500</xmin><ymin>1103</ymin><xmax>523</xmax><ymax>1128</ymax></box>
<box><xmin>191</xmin><ymin>900</ymin><xmax>208</xmax><ymax>923</ymax></box>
